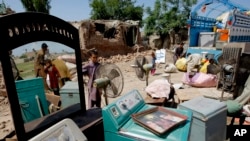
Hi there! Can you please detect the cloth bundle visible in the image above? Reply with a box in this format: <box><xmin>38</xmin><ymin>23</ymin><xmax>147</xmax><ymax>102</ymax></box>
<box><xmin>164</xmin><ymin>63</ymin><xmax>177</xmax><ymax>73</ymax></box>
<box><xmin>175</xmin><ymin>58</ymin><xmax>187</xmax><ymax>71</ymax></box>
<box><xmin>145</xmin><ymin>79</ymin><xmax>171</xmax><ymax>98</ymax></box>
<box><xmin>182</xmin><ymin>72</ymin><xmax>218</xmax><ymax>87</ymax></box>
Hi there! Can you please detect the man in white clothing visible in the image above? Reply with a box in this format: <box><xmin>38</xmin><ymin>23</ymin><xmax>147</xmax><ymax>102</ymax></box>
<box><xmin>185</xmin><ymin>53</ymin><xmax>202</xmax><ymax>73</ymax></box>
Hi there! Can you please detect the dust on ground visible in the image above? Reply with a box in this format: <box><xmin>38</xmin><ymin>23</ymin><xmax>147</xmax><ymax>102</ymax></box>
<box><xmin>0</xmin><ymin>49</ymin><xmax>234</xmax><ymax>140</ymax></box>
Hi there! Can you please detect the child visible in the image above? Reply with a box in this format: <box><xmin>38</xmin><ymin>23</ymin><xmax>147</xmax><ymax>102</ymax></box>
<box><xmin>82</xmin><ymin>50</ymin><xmax>102</xmax><ymax>109</ymax></box>
<box><xmin>44</xmin><ymin>59</ymin><xmax>61</xmax><ymax>95</ymax></box>
<box><xmin>151</xmin><ymin>49</ymin><xmax>156</xmax><ymax>75</ymax></box>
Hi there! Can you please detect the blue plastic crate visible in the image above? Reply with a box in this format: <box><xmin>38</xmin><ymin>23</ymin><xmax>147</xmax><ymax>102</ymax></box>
<box><xmin>15</xmin><ymin>77</ymin><xmax>49</xmax><ymax>123</ymax></box>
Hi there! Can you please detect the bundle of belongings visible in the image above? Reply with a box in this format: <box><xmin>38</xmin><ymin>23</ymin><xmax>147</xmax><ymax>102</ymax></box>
<box><xmin>175</xmin><ymin>54</ymin><xmax>219</xmax><ymax>87</ymax></box>
<box><xmin>182</xmin><ymin>72</ymin><xmax>218</xmax><ymax>88</ymax></box>
<box><xmin>199</xmin><ymin>60</ymin><xmax>210</xmax><ymax>73</ymax></box>
<box><xmin>175</xmin><ymin>58</ymin><xmax>187</xmax><ymax>72</ymax></box>
<box><xmin>145</xmin><ymin>79</ymin><xmax>174</xmax><ymax>99</ymax></box>
<box><xmin>164</xmin><ymin>63</ymin><xmax>177</xmax><ymax>73</ymax></box>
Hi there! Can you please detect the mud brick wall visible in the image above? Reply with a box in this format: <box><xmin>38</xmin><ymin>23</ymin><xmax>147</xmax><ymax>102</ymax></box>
<box><xmin>78</xmin><ymin>20</ymin><xmax>142</xmax><ymax>60</ymax></box>
<box><xmin>87</xmin><ymin>35</ymin><xmax>134</xmax><ymax>57</ymax></box>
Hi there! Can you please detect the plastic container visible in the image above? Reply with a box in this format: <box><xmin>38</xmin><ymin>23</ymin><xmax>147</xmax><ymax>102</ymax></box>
<box><xmin>60</xmin><ymin>81</ymin><xmax>80</xmax><ymax>108</ymax></box>
<box><xmin>198</xmin><ymin>32</ymin><xmax>216</xmax><ymax>47</ymax></box>
<box><xmin>15</xmin><ymin>77</ymin><xmax>49</xmax><ymax>123</ymax></box>
<box><xmin>178</xmin><ymin>96</ymin><xmax>227</xmax><ymax>141</ymax></box>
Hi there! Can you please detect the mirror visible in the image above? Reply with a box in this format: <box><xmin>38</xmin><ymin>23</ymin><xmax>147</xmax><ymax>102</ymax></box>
<box><xmin>12</xmin><ymin>41</ymin><xmax>83</xmax><ymax>123</ymax></box>
<box><xmin>0</xmin><ymin>12</ymin><xmax>88</xmax><ymax>140</ymax></box>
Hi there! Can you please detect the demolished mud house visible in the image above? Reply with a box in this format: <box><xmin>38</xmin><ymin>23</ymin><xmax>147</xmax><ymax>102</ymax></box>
<box><xmin>76</xmin><ymin>20</ymin><xmax>142</xmax><ymax>60</ymax></box>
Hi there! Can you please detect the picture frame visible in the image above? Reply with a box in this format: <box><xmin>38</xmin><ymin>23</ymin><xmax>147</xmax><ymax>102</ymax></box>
<box><xmin>131</xmin><ymin>106</ymin><xmax>188</xmax><ymax>135</ymax></box>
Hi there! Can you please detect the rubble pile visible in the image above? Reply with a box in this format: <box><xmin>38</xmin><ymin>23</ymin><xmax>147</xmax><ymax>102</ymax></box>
<box><xmin>98</xmin><ymin>51</ymin><xmax>150</xmax><ymax>64</ymax></box>
<box><xmin>63</xmin><ymin>50</ymin><xmax>152</xmax><ymax>82</ymax></box>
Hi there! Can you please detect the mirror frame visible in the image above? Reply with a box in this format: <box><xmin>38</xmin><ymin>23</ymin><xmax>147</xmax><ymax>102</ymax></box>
<box><xmin>0</xmin><ymin>12</ymin><xmax>85</xmax><ymax>140</ymax></box>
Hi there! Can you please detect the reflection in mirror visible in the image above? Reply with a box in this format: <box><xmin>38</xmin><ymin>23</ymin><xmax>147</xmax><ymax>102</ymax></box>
<box><xmin>11</xmin><ymin>41</ymin><xmax>82</xmax><ymax>123</ymax></box>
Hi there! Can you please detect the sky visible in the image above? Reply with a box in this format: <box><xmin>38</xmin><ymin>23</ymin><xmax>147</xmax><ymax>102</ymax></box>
<box><xmin>4</xmin><ymin>0</ymin><xmax>154</xmax><ymax>22</ymax></box>
<box><xmin>3</xmin><ymin>0</ymin><xmax>154</xmax><ymax>56</ymax></box>
<box><xmin>4</xmin><ymin>0</ymin><xmax>249</xmax><ymax>22</ymax></box>
<box><xmin>3</xmin><ymin>0</ymin><xmax>250</xmax><ymax>56</ymax></box>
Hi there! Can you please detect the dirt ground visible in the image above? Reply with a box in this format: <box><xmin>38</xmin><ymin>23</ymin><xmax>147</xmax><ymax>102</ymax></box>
<box><xmin>0</xmin><ymin>49</ymin><xmax>242</xmax><ymax>140</ymax></box>
<box><xmin>103</xmin><ymin>49</ymin><xmax>233</xmax><ymax>106</ymax></box>
<box><xmin>104</xmin><ymin>52</ymin><xmax>181</xmax><ymax>105</ymax></box>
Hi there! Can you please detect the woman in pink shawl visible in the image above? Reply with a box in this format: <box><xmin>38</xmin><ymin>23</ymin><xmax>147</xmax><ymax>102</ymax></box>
<box><xmin>82</xmin><ymin>50</ymin><xmax>101</xmax><ymax>109</ymax></box>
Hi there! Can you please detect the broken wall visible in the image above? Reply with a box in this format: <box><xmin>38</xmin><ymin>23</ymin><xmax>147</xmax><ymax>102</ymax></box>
<box><xmin>78</xmin><ymin>20</ymin><xmax>142</xmax><ymax>60</ymax></box>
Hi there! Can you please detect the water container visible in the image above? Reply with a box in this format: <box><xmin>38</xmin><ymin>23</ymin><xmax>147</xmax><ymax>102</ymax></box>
<box><xmin>15</xmin><ymin>77</ymin><xmax>49</xmax><ymax>123</ymax></box>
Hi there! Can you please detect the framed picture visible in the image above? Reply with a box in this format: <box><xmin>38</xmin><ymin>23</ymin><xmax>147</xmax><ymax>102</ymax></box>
<box><xmin>131</xmin><ymin>107</ymin><xmax>188</xmax><ymax>135</ymax></box>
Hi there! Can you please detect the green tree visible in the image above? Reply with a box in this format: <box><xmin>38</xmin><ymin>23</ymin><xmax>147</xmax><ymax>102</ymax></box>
<box><xmin>89</xmin><ymin>0</ymin><xmax>144</xmax><ymax>23</ymax></box>
<box><xmin>20</xmin><ymin>54</ymin><xmax>27</xmax><ymax>59</ymax></box>
<box><xmin>20</xmin><ymin>0</ymin><xmax>51</xmax><ymax>14</ymax></box>
<box><xmin>0</xmin><ymin>1</ymin><xmax>15</xmax><ymax>14</ymax></box>
<box><xmin>144</xmin><ymin>0</ymin><xmax>197</xmax><ymax>48</ymax></box>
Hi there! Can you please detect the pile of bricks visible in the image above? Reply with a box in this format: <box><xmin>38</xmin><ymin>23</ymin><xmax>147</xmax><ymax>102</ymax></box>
<box><xmin>98</xmin><ymin>50</ymin><xmax>150</xmax><ymax>64</ymax></box>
